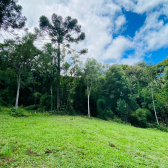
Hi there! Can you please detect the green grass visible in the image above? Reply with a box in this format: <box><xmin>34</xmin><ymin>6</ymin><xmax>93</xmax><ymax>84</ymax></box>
<box><xmin>0</xmin><ymin>109</ymin><xmax>168</xmax><ymax>167</ymax></box>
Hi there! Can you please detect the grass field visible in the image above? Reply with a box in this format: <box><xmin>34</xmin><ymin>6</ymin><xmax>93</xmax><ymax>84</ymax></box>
<box><xmin>0</xmin><ymin>109</ymin><xmax>168</xmax><ymax>167</ymax></box>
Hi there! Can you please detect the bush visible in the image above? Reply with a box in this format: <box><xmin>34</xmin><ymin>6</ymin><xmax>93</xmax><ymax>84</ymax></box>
<box><xmin>154</xmin><ymin>123</ymin><xmax>168</xmax><ymax>132</ymax></box>
<box><xmin>10</xmin><ymin>107</ymin><xmax>30</xmax><ymax>117</ymax></box>
<box><xmin>39</xmin><ymin>94</ymin><xmax>51</xmax><ymax>111</ymax></box>
<box><xmin>113</xmin><ymin>116</ymin><xmax>123</xmax><ymax>123</ymax></box>
<box><xmin>105</xmin><ymin>109</ymin><xmax>114</xmax><ymax>120</ymax></box>
<box><xmin>129</xmin><ymin>112</ymin><xmax>138</xmax><ymax>126</ymax></box>
<box><xmin>116</xmin><ymin>99</ymin><xmax>128</xmax><ymax>122</ymax></box>
<box><xmin>68</xmin><ymin>109</ymin><xmax>76</xmax><ymax>116</ymax></box>
<box><xmin>97</xmin><ymin>99</ymin><xmax>106</xmax><ymax>119</ymax></box>
<box><xmin>24</xmin><ymin>104</ymin><xmax>39</xmax><ymax>110</ymax></box>
<box><xmin>135</xmin><ymin>108</ymin><xmax>152</xmax><ymax>128</ymax></box>
<box><xmin>0</xmin><ymin>106</ymin><xmax>2</xmax><ymax>111</ymax></box>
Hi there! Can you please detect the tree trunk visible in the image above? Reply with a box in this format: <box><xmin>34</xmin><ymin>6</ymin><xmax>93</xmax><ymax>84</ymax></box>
<box><xmin>88</xmin><ymin>94</ymin><xmax>90</xmax><ymax>118</ymax></box>
<box><xmin>57</xmin><ymin>44</ymin><xmax>61</xmax><ymax>110</ymax></box>
<box><xmin>50</xmin><ymin>84</ymin><xmax>53</xmax><ymax>111</ymax></box>
<box><xmin>87</xmin><ymin>85</ymin><xmax>91</xmax><ymax>118</ymax></box>
<box><xmin>151</xmin><ymin>87</ymin><xmax>159</xmax><ymax>125</ymax></box>
<box><xmin>15</xmin><ymin>73</ymin><xmax>21</xmax><ymax>109</ymax></box>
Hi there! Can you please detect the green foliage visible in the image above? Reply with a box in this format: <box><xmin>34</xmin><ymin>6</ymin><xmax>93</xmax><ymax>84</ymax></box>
<box><xmin>155</xmin><ymin>124</ymin><xmax>168</xmax><ymax>132</ymax></box>
<box><xmin>10</xmin><ymin>107</ymin><xmax>30</xmax><ymax>117</ymax></box>
<box><xmin>104</xmin><ymin>65</ymin><xmax>131</xmax><ymax>112</ymax></box>
<box><xmin>0</xmin><ymin>20</ymin><xmax>168</xmax><ymax>130</ymax></box>
<box><xmin>38</xmin><ymin>94</ymin><xmax>51</xmax><ymax>112</ymax></box>
<box><xmin>116</xmin><ymin>99</ymin><xmax>127</xmax><ymax>115</ymax></box>
<box><xmin>67</xmin><ymin>109</ymin><xmax>77</xmax><ymax>116</ymax></box>
<box><xmin>97</xmin><ymin>99</ymin><xmax>106</xmax><ymax>118</ymax></box>
<box><xmin>128</xmin><ymin>97</ymin><xmax>139</xmax><ymax>111</ymax></box>
<box><xmin>24</xmin><ymin>105</ymin><xmax>39</xmax><ymax>111</ymax></box>
<box><xmin>0</xmin><ymin>145</ymin><xmax>13</xmax><ymax>158</ymax></box>
<box><xmin>39</xmin><ymin>13</ymin><xmax>86</xmax><ymax>46</ymax></box>
<box><xmin>85</xmin><ymin>58</ymin><xmax>102</xmax><ymax>84</ymax></box>
<box><xmin>38</xmin><ymin>14</ymin><xmax>87</xmax><ymax>111</ymax></box>
<box><xmin>135</xmin><ymin>108</ymin><xmax>153</xmax><ymax>128</ymax></box>
<box><xmin>105</xmin><ymin>109</ymin><xmax>114</xmax><ymax>120</ymax></box>
<box><xmin>116</xmin><ymin>99</ymin><xmax>129</xmax><ymax>122</ymax></box>
<box><xmin>0</xmin><ymin>0</ymin><xmax>26</xmax><ymax>31</ymax></box>
<box><xmin>97</xmin><ymin>99</ymin><xmax>114</xmax><ymax>120</ymax></box>
<box><xmin>0</xmin><ymin>106</ymin><xmax>2</xmax><ymax>111</ymax></box>
<box><xmin>113</xmin><ymin>116</ymin><xmax>123</xmax><ymax>123</ymax></box>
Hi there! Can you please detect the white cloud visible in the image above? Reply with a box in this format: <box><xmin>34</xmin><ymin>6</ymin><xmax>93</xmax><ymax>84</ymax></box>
<box><xmin>1</xmin><ymin>0</ymin><xmax>168</xmax><ymax>65</ymax></box>
<box><xmin>115</xmin><ymin>0</ymin><xmax>135</xmax><ymax>11</ymax></box>
<box><xmin>103</xmin><ymin>36</ymin><xmax>132</xmax><ymax>61</ymax></box>
<box><xmin>132</xmin><ymin>8</ymin><xmax>168</xmax><ymax>59</ymax></box>
<box><xmin>145</xmin><ymin>24</ymin><xmax>168</xmax><ymax>50</ymax></box>
<box><xmin>120</xmin><ymin>56</ymin><xmax>143</xmax><ymax>65</ymax></box>
<box><xmin>113</xmin><ymin>0</ymin><xmax>168</xmax><ymax>63</ymax></box>
<box><xmin>134</xmin><ymin>0</ymin><xmax>168</xmax><ymax>14</ymax></box>
<box><xmin>116</xmin><ymin>0</ymin><xmax>168</xmax><ymax>14</ymax></box>
<box><xmin>115</xmin><ymin>15</ymin><xmax>126</xmax><ymax>32</ymax></box>
<box><xmin>18</xmin><ymin>0</ymin><xmax>121</xmax><ymax>63</ymax></box>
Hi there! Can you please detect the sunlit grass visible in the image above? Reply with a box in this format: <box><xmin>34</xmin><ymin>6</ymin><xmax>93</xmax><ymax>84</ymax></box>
<box><xmin>0</xmin><ymin>109</ymin><xmax>168</xmax><ymax>167</ymax></box>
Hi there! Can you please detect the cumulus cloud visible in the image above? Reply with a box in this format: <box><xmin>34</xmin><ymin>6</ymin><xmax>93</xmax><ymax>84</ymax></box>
<box><xmin>1</xmin><ymin>0</ymin><xmax>168</xmax><ymax>65</ymax></box>
<box><xmin>18</xmin><ymin>0</ymin><xmax>121</xmax><ymax>63</ymax></box>
<box><xmin>103</xmin><ymin>36</ymin><xmax>132</xmax><ymax>61</ymax></box>
<box><xmin>132</xmin><ymin>6</ymin><xmax>168</xmax><ymax>59</ymax></box>
<box><xmin>120</xmin><ymin>56</ymin><xmax>143</xmax><ymax>65</ymax></box>
<box><xmin>134</xmin><ymin>0</ymin><xmax>168</xmax><ymax>14</ymax></box>
<box><xmin>115</xmin><ymin>15</ymin><xmax>126</xmax><ymax>32</ymax></box>
<box><xmin>115</xmin><ymin>0</ymin><xmax>168</xmax><ymax>63</ymax></box>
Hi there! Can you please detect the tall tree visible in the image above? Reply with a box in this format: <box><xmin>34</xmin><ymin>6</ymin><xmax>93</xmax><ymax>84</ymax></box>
<box><xmin>84</xmin><ymin>58</ymin><xmax>101</xmax><ymax>118</ymax></box>
<box><xmin>145</xmin><ymin>64</ymin><xmax>159</xmax><ymax>125</ymax></box>
<box><xmin>105</xmin><ymin>65</ymin><xmax>131</xmax><ymax>113</ymax></box>
<box><xmin>40</xmin><ymin>43</ymin><xmax>58</xmax><ymax>111</ymax></box>
<box><xmin>0</xmin><ymin>0</ymin><xmax>26</xmax><ymax>33</ymax></box>
<box><xmin>36</xmin><ymin>43</ymin><xmax>66</xmax><ymax>111</ymax></box>
<box><xmin>63</xmin><ymin>54</ymin><xmax>83</xmax><ymax>112</ymax></box>
<box><xmin>0</xmin><ymin>33</ymin><xmax>39</xmax><ymax>109</ymax></box>
<box><xmin>39</xmin><ymin>13</ymin><xmax>87</xmax><ymax>110</ymax></box>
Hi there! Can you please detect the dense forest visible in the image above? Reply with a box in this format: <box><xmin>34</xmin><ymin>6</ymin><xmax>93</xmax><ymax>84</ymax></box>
<box><xmin>1</xmin><ymin>0</ymin><xmax>168</xmax><ymax>130</ymax></box>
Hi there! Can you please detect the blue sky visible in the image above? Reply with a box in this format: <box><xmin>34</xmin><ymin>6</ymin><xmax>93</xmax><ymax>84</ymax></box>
<box><xmin>121</xmin><ymin>10</ymin><xmax>146</xmax><ymax>38</ymax></box>
<box><xmin>121</xmin><ymin>10</ymin><xmax>168</xmax><ymax>64</ymax></box>
<box><xmin>1</xmin><ymin>0</ymin><xmax>168</xmax><ymax>65</ymax></box>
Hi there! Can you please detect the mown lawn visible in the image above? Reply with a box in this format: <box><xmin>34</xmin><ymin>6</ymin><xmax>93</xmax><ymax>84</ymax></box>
<box><xmin>0</xmin><ymin>109</ymin><xmax>168</xmax><ymax>168</ymax></box>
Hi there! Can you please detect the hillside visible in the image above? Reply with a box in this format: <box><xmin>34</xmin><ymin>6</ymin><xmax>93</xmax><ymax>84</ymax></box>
<box><xmin>0</xmin><ymin>110</ymin><xmax>168</xmax><ymax>167</ymax></box>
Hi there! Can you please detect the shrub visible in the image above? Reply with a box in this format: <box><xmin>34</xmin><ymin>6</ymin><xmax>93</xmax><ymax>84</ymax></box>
<box><xmin>129</xmin><ymin>97</ymin><xmax>139</xmax><ymax>111</ymax></box>
<box><xmin>105</xmin><ymin>109</ymin><xmax>114</xmax><ymax>120</ymax></box>
<box><xmin>113</xmin><ymin>116</ymin><xmax>123</xmax><ymax>123</ymax></box>
<box><xmin>97</xmin><ymin>99</ymin><xmax>106</xmax><ymax>119</ymax></box>
<box><xmin>135</xmin><ymin>108</ymin><xmax>152</xmax><ymax>128</ymax></box>
<box><xmin>129</xmin><ymin>112</ymin><xmax>138</xmax><ymax>126</ymax></box>
<box><xmin>10</xmin><ymin>107</ymin><xmax>30</xmax><ymax>117</ymax></box>
<box><xmin>154</xmin><ymin>123</ymin><xmax>168</xmax><ymax>132</ymax></box>
<box><xmin>68</xmin><ymin>109</ymin><xmax>77</xmax><ymax>116</ymax></box>
<box><xmin>39</xmin><ymin>94</ymin><xmax>51</xmax><ymax>111</ymax></box>
<box><xmin>0</xmin><ymin>106</ymin><xmax>2</xmax><ymax>111</ymax></box>
<box><xmin>116</xmin><ymin>99</ymin><xmax>129</xmax><ymax>122</ymax></box>
<box><xmin>24</xmin><ymin>104</ymin><xmax>39</xmax><ymax>110</ymax></box>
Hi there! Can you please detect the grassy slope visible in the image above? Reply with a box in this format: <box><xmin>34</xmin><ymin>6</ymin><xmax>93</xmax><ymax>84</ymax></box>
<box><xmin>0</xmin><ymin>110</ymin><xmax>168</xmax><ymax>168</ymax></box>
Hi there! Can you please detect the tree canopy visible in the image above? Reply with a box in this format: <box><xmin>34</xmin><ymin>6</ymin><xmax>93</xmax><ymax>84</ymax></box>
<box><xmin>38</xmin><ymin>13</ymin><xmax>88</xmax><ymax>110</ymax></box>
<box><xmin>0</xmin><ymin>0</ymin><xmax>26</xmax><ymax>32</ymax></box>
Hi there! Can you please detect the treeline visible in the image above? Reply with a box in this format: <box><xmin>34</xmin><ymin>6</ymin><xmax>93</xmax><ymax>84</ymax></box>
<box><xmin>0</xmin><ymin>1</ymin><xmax>168</xmax><ymax>130</ymax></box>
<box><xmin>1</xmin><ymin>46</ymin><xmax>168</xmax><ymax>129</ymax></box>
